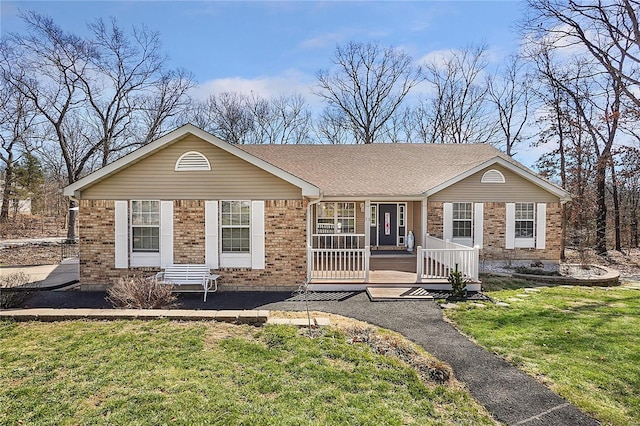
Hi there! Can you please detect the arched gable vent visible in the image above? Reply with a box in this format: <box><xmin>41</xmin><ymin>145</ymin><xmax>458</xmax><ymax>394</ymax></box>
<box><xmin>481</xmin><ymin>169</ymin><xmax>506</xmax><ymax>183</ymax></box>
<box><xmin>175</xmin><ymin>151</ymin><xmax>211</xmax><ymax>171</ymax></box>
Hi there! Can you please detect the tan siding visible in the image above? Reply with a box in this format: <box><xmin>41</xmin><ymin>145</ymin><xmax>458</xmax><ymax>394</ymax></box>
<box><xmin>82</xmin><ymin>135</ymin><xmax>302</xmax><ymax>200</ymax></box>
<box><xmin>429</xmin><ymin>165</ymin><xmax>559</xmax><ymax>203</ymax></box>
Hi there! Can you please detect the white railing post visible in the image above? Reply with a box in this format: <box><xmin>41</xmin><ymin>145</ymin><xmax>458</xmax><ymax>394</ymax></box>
<box><xmin>416</xmin><ymin>245</ymin><xmax>423</xmax><ymax>282</ymax></box>
<box><xmin>364</xmin><ymin>245</ymin><xmax>370</xmax><ymax>282</ymax></box>
<box><xmin>473</xmin><ymin>245</ymin><xmax>480</xmax><ymax>281</ymax></box>
<box><xmin>307</xmin><ymin>245</ymin><xmax>313</xmax><ymax>281</ymax></box>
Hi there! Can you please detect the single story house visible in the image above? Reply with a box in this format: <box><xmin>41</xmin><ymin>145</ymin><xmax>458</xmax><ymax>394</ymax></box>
<box><xmin>64</xmin><ymin>124</ymin><xmax>570</xmax><ymax>292</ymax></box>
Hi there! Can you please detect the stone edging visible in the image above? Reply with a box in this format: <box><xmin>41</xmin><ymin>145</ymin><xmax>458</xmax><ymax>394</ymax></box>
<box><xmin>0</xmin><ymin>308</ymin><xmax>269</xmax><ymax>324</ymax></box>
<box><xmin>512</xmin><ymin>264</ymin><xmax>620</xmax><ymax>287</ymax></box>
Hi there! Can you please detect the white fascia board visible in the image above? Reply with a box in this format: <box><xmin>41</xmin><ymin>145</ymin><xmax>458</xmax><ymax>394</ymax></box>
<box><xmin>321</xmin><ymin>195</ymin><xmax>427</xmax><ymax>202</ymax></box>
<box><xmin>63</xmin><ymin>124</ymin><xmax>320</xmax><ymax>198</ymax></box>
<box><xmin>424</xmin><ymin>157</ymin><xmax>571</xmax><ymax>201</ymax></box>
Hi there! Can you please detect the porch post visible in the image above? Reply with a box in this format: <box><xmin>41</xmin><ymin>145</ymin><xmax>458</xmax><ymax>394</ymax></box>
<box><xmin>364</xmin><ymin>200</ymin><xmax>371</xmax><ymax>283</ymax></box>
<box><xmin>421</xmin><ymin>198</ymin><xmax>428</xmax><ymax>247</ymax></box>
<box><xmin>364</xmin><ymin>200</ymin><xmax>371</xmax><ymax>247</ymax></box>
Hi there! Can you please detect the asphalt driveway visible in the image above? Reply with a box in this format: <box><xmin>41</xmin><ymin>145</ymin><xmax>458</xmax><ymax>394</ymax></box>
<box><xmin>21</xmin><ymin>290</ymin><xmax>598</xmax><ymax>426</ymax></box>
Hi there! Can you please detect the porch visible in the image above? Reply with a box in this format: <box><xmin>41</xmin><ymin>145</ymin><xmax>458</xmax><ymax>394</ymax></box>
<box><xmin>307</xmin><ymin>234</ymin><xmax>480</xmax><ymax>291</ymax></box>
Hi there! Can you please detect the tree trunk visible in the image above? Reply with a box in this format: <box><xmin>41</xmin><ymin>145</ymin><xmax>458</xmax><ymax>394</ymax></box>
<box><xmin>595</xmin><ymin>161</ymin><xmax>608</xmax><ymax>254</ymax></box>
<box><xmin>0</xmin><ymin>156</ymin><xmax>14</xmax><ymax>223</ymax></box>
<box><xmin>610</xmin><ymin>160</ymin><xmax>622</xmax><ymax>251</ymax></box>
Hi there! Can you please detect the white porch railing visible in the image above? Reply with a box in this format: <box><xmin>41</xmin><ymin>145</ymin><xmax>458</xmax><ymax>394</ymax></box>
<box><xmin>311</xmin><ymin>233</ymin><xmax>365</xmax><ymax>249</ymax></box>
<box><xmin>417</xmin><ymin>235</ymin><xmax>479</xmax><ymax>282</ymax></box>
<box><xmin>308</xmin><ymin>242</ymin><xmax>369</xmax><ymax>281</ymax></box>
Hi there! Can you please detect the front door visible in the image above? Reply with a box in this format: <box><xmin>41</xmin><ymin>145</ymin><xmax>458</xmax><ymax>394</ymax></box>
<box><xmin>378</xmin><ymin>204</ymin><xmax>397</xmax><ymax>246</ymax></box>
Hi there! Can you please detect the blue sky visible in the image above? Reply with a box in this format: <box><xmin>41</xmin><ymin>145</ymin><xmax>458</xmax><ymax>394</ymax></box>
<box><xmin>1</xmin><ymin>1</ymin><xmax>539</xmax><ymax>162</ymax></box>
<box><xmin>1</xmin><ymin>1</ymin><xmax>525</xmax><ymax>94</ymax></box>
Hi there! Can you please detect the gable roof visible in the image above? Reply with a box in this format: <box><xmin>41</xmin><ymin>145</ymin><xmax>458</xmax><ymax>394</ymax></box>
<box><xmin>63</xmin><ymin>124</ymin><xmax>321</xmax><ymax>198</ymax></box>
<box><xmin>64</xmin><ymin>124</ymin><xmax>569</xmax><ymax>201</ymax></box>
<box><xmin>240</xmin><ymin>144</ymin><xmax>569</xmax><ymax>200</ymax></box>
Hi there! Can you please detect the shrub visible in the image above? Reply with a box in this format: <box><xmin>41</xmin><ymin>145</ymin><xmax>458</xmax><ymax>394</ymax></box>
<box><xmin>0</xmin><ymin>272</ymin><xmax>30</xmax><ymax>308</ymax></box>
<box><xmin>106</xmin><ymin>276</ymin><xmax>177</xmax><ymax>309</ymax></box>
<box><xmin>448</xmin><ymin>264</ymin><xmax>467</xmax><ymax>299</ymax></box>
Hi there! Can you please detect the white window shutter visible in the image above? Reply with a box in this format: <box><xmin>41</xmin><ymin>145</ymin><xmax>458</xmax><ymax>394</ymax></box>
<box><xmin>160</xmin><ymin>201</ymin><xmax>174</xmax><ymax>267</ymax></box>
<box><xmin>536</xmin><ymin>203</ymin><xmax>547</xmax><ymax>249</ymax></box>
<box><xmin>443</xmin><ymin>203</ymin><xmax>453</xmax><ymax>241</ymax></box>
<box><xmin>505</xmin><ymin>203</ymin><xmax>515</xmax><ymax>249</ymax></box>
<box><xmin>114</xmin><ymin>201</ymin><xmax>128</xmax><ymax>268</ymax></box>
<box><xmin>251</xmin><ymin>200</ymin><xmax>265</xmax><ymax>270</ymax></box>
<box><xmin>205</xmin><ymin>201</ymin><xmax>219</xmax><ymax>269</ymax></box>
<box><xmin>474</xmin><ymin>203</ymin><xmax>484</xmax><ymax>248</ymax></box>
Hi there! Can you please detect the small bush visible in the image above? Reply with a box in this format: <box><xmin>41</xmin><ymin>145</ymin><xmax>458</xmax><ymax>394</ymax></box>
<box><xmin>0</xmin><ymin>272</ymin><xmax>30</xmax><ymax>308</ymax></box>
<box><xmin>106</xmin><ymin>276</ymin><xmax>177</xmax><ymax>309</ymax></box>
<box><xmin>448</xmin><ymin>264</ymin><xmax>468</xmax><ymax>299</ymax></box>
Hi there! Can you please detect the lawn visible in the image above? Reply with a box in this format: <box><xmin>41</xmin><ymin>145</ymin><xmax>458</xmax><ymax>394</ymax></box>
<box><xmin>0</xmin><ymin>319</ymin><xmax>496</xmax><ymax>425</ymax></box>
<box><xmin>445</xmin><ymin>282</ymin><xmax>640</xmax><ymax>426</ymax></box>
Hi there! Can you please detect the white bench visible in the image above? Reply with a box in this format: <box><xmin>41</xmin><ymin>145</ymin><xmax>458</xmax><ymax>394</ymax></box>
<box><xmin>154</xmin><ymin>264</ymin><xmax>219</xmax><ymax>302</ymax></box>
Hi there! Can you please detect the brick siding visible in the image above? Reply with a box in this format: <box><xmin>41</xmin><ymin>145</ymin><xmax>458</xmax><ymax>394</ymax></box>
<box><xmin>78</xmin><ymin>199</ymin><xmax>306</xmax><ymax>291</ymax></box>
<box><xmin>427</xmin><ymin>201</ymin><xmax>562</xmax><ymax>261</ymax></box>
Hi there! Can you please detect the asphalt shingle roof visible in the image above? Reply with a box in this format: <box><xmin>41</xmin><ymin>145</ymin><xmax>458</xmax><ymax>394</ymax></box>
<box><xmin>240</xmin><ymin>143</ymin><xmax>517</xmax><ymax>197</ymax></box>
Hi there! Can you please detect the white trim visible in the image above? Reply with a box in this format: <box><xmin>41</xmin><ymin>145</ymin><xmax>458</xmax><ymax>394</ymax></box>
<box><xmin>443</xmin><ymin>203</ymin><xmax>453</xmax><ymax>241</ymax></box>
<box><xmin>251</xmin><ymin>200</ymin><xmax>265</xmax><ymax>270</ymax></box>
<box><xmin>160</xmin><ymin>201</ymin><xmax>174</xmax><ymax>267</ymax></box>
<box><xmin>175</xmin><ymin>151</ymin><xmax>211</xmax><ymax>171</ymax></box>
<box><xmin>506</xmin><ymin>203</ymin><xmax>515</xmax><ymax>249</ymax></box>
<box><xmin>474</xmin><ymin>203</ymin><xmax>484</xmax><ymax>248</ymax></box>
<box><xmin>114</xmin><ymin>201</ymin><xmax>128</xmax><ymax>268</ymax></box>
<box><xmin>64</xmin><ymin>124</ymin><xmax>320</xmax><ymax>197</ymax></box>
<box><xmin>220</xmin><ymin>253</ymin><xmax>251</xmax><ymax>268</ymax></box>
<box><xmin>536</xmin><ymin>203</ymin><xmax>547</xmax><ymax>249</ymax></box>
<box><xmin>424</xmin><ymin>157</ymin><xmax>570</xmax><ymax>201</ymax></box>
<box><xmin>205</xmin><ymin>201</ymin><xmax>219</xmax><ymax>268</ymax></box>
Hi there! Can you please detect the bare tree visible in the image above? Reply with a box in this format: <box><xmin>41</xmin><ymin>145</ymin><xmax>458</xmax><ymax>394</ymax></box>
<box><xmin>1</xmin><ymin>11</ymin><xmax>193</xmax><ymax>239</ymax></box>
<box><xmin>1</xmin><ymin>12</ymin><xmax>91</xmax><ymax>240</ymax></box>
<box><xmin>0</xmin><ymin>75</ymin><xmax>36</xmax><ymax>223</ymax></box>
<box><xmin>196</xmin><ymin>92</ymin><xmax>254</xmax><ymax>144</ymax></box>
<box><xmin>138</xmin><ymin>68</ymin><xmax>194</xmax><ymax>144</ymax></box>
<box><xmin>184</xmin><ymin>91</ymin><xmax>311</xmax><ymax>144</ymax></box>
<box><xmin>524</xmin><ymin>0</ymin><xmax>640</xmax><ymax>110</ymax></box>
<box><xmin>419</xmin><ymin>44</ymin><xmax>498</xmax><ymax>144</ymax></box>
<box><xmin>314</xmin><ymin>41</ymin><xmax>423</xmax><ymax>144</ymax></box>
<box><xmin>531</xmin><ymin>43</ymin><xmax>624</xmax><ymax>254</ymax></box>
<box><xmin>248</xmin><ymin>93</ymin><xmax>311</xmax><ymax>144</ymax></box>
<box><xmin>315</xmin><ymin>107</ymin><xmax>355</xmax><ymax>144</ymax></box>
<box><xmin>487</xmin><ymin>54</ymin><xmax>534</xmax><ymax>156</ymax></box>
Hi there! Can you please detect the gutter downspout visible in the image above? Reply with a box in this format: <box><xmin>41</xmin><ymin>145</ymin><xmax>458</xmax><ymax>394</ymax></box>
<box><xmin>306</xmin><ymin>193</ymin><xmax>323</xmax><ymax>284</ymax></box>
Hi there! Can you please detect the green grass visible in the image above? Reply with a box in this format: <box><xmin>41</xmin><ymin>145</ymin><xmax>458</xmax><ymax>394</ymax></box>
<box><xmin>445</xmin><ymin>285</ymin><xmax>640</xmax><ymax>426</ymax></box>
<box><xmin>0</xmin><ymin>320</ymin><xmax>495</xmax><ymax>425</ymax></box>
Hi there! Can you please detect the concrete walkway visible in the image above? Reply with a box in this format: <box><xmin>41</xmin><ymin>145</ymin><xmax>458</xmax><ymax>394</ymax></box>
<box><xmin>18</xmin><ymin>290</ymin><xmax>598</xmax><ymax>426</ymax></box>
<box><xmin>0</xmin><ymin>259</ymin><xmax>79</xmax><ymax>289</ymax></box>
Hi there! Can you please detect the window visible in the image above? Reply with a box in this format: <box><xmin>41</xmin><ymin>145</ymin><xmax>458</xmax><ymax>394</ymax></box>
<box><xmin>221</xmin><ymin>201</ymin><xmax>251</xmax><ymax>253</ymax></box>
<box><xmin>452</xmin><ymin>202</ymin><xmax>472</xmax><ymax>238</ymax></box>
<box><xmin>515</xmin><ymin>203</ymin><xmax>535</xmax><ymax>238</ymax></box>
<box><xmin>131</xmin><ymin>200</ymin><xmax>160</xmax><ymax>252</ymax></box>
<box><xmin>370</xmin><ymin>205</ymin><xmax>377</xmax><ymax>227</ymax></box>
<box><xmin>398</xmin><ymin>204</ymin><xmax>405</xmax><ymax>227</ymax></box>
<box><xmin>316</xmin><ymin>202</ymin><xmax>355</xmax><ymax>233</ymax></box>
